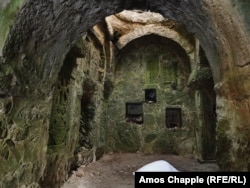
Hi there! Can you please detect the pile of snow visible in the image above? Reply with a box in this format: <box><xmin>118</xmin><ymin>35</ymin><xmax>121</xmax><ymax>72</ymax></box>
<box><xmin>133</xmin><ymin>160</ymin><xmax>179</xmax><ymax>175</ymax></box>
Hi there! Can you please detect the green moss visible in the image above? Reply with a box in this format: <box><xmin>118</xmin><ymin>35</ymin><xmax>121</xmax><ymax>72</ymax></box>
<box><xmin>47</xmin><ymin>144</ymin><xmax>66</xmax><ymax>153</ymax></box>
<box><xmin>153</xmin><ymin>138</ymin><xmax>176</xmax><ymax>154</ymax></box>
<box><xmin>0</xmin><ymin>63</ymin><xmax>14</xmax><ymax>92</ymax></box>
<box><xmin>146</xmin><ymin>57</ymin><xmax>159</xmax><ymax>84</ymax></box>
<box><xmin>216</xmin><ymin>118</ymin><xmax>232</xmax><ymax>170</ymax></box>
<box><xmin>103</xmin><ymin>79</ymin><xmax>114</xmax><ymax>100</ymax></box>
<box><xmin>0</xmin><ymin>0</ymin><xmax>24</xmax><ymax>54</ymax></box>
<box><xmin>115</xmin><ymin>123</ymin><xmax>140</xmax><ymax>152</ymax></box>
<box><xmin>188</xmin><ymin>67</ymin><xmax>212</xmax><ymax>88</ymax></box>
<box><xmin>72</xmin><ymin>38</ymin><xmax>87</xmax><ymax>56</ymax></box>
<box><xmin>49</xmin><ymin>101</ymin><xmax>68</xmax><ymax>145</ymax></box>
<box><xmin>144</xmin><ymin>134</ymin><xmax>157</xmax><ymax>143</ymax></box>
<box><xmin>0</xmin><ymin>146</ymin><xmax>19</xmax><ymax>174</ymax></box>
<box><xmin>144</xmin><ymin>113</ymin><xmax>155</xmax><ymax>126</ymax></box>
<box><xmin>108</xmin><ymin>35</ymin><xmax>195</xmax><ymax>156</ymax></box>
<box><xmin>230</xmin><ymin>126</ymin><xmax>250</xmax><ymax>171</ymax></box>
<box><xmin>152</xmin><ymin>130</ymin><xmax>182</xmax><ymax>154</ymax></box>
<box><xmin>48</xmin><ymin>58</ymin><xmax>75</xmax><ymax>146</ymax></box>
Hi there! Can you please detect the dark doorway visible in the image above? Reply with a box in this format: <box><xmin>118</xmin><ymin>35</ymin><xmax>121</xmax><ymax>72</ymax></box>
<box><xmin>199</xmin><ymin>46</ymin><xmax>217</xmax><ymax>161</ymax></box>
<box><xmin>201</xmin><ymin>90</ymin><xmax>216</xmax><ymax>161</ymax></box>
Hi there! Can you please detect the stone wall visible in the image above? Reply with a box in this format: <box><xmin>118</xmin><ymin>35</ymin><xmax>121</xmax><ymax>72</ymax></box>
<box><xmin>41</xmin><ymin>34</ymin><xmax>106</xmax><ymax>187</ymax></box>
<box><xmin>0</xmin><ymin>0</ymin><xmax>24</xmax><ymax>56</ymax></box>
<box><xmin>1</xmin><ymin>0</ymin><xmax>250</xmax><ymax>187</ymax></box>
<box><xmin>105</xmin><ymin>35</ymin><xmax>196</xmax><ymax>157</ymax></box>
<box><xmin>230</xmin><ymin>0</ymin><xmax>250</xmax><ymax>35</ymax></box>
<box><xmin>0</xmin><ymin>32</ymin><xmax>106</xmax><ymax>187</ymax></box>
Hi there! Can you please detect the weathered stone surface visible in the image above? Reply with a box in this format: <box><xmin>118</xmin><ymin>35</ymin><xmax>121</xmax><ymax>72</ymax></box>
<box><xmin>230</xmin><ymin>0</ymin><xmax>250</xmax><ymax>35</ymax></box>
<box><xmin>0</xmin><ymin>0</ymin><xmax>24</xmax><ymax>56</ymax></box>
<box><xmin>106</xmin><ymin>34</ymin><xmax>196</xmax><ymax>156</ymax></box>
<box><xmin>0</xmin><ymin>0</ymin><xmax>250</xmax><ymax>187</ymax></box>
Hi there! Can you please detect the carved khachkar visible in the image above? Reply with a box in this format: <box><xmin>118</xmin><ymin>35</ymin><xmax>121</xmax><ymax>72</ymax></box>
<box><xmin>48</xmin><ymin>79</ymin><xmax>69</xmax><ymax>146</ymax></box>
<box><xmin>48</xmin><ymin>56</ymin><xmax>74</xmax><ymax>146</ymax></box>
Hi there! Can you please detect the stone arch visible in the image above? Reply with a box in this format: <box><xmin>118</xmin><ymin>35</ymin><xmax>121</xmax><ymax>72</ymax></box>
<box><xmin>117</xmin><ymin>25</ymin><xmax>193</xmax><ymax>53</ymax></box>
<box><xmin>3</xmin><ymin>1</ymin><xmax>248</xmax><ymax>87</ymax></box>
<box><xmin>0</xmin><ymin>1</ymin><xmax>219</xmax><ymax>84</ymax></box>
<box><xmin>0</xmin><ymin>1</ymin><xmax>250</xmax><ymax>186</ymax></box>
<box><xmin>3</xmin><ymin>1</ymin><xmax>248</xmax><ymax>85</ymax></box>
<box><xmin>116</xmin><ymin>24</ymin><xmax>195</xmax><ymax>65</ymax></box>
<box><xmin>114</xmin><ymin>33</ymin><xmax>192</xmax><ymax>80</ymax></box>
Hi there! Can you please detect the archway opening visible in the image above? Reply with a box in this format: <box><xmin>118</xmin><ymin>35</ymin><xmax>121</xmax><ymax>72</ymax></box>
<box><xmin>2</xmin><ymin>1</ymin><xmax>236</xmax><ymax>187</ymax></box>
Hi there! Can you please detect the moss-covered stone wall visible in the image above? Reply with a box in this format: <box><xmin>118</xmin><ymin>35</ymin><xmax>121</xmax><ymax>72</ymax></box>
<box><xmin>41</xmin><ymin>34</ymin><xmax>106</xmax><ymax>187</ymax></box>
<box><xmin>0</xmin><ymin>31</ymin><xmax>106</xmax><ymax>187</ymax></box>
<box><xmin>0</xmin><ymin>0</ymin><xmax>24</xmax><ymax>56</ymax></box>
<box><xmin>105</xmin><ymin>35</ymin><xmax>196</xmax><ymax>157</ymax></box>
<box><xmin>1</xmin><ymin>1</ymin><xmax>250</xmax><ymax>186</ymax></box>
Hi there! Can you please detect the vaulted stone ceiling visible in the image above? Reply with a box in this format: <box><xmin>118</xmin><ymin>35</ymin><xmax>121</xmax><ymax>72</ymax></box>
<box><xmin>105</xmin><ymin>10</ymin><xmax>194</xmax><ymax>52</ymax></box>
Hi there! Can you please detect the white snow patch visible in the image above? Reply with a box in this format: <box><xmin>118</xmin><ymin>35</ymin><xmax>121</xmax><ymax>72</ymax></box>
<box><xmin>133</xmin><ymin>160</ymin><xmax>179</xmax><ymax>175</ymax></box>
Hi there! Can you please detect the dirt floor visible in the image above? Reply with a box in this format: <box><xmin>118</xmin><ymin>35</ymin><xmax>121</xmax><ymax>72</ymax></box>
<box><xmin>61</xmin><ymin>152</ymin><xmax>219</xmax><ymax>188</ymax></box>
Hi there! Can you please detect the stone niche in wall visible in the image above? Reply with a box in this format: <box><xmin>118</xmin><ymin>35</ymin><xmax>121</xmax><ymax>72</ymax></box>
<box><xmin>125</xmin><ymin>102</ymin><xmax>144</xmax><ymax>124</ymax></box>
<box><xmin>145</xmin><ymin>88</ymin><xmax>157</xmax><ymax>103</ymax></box>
